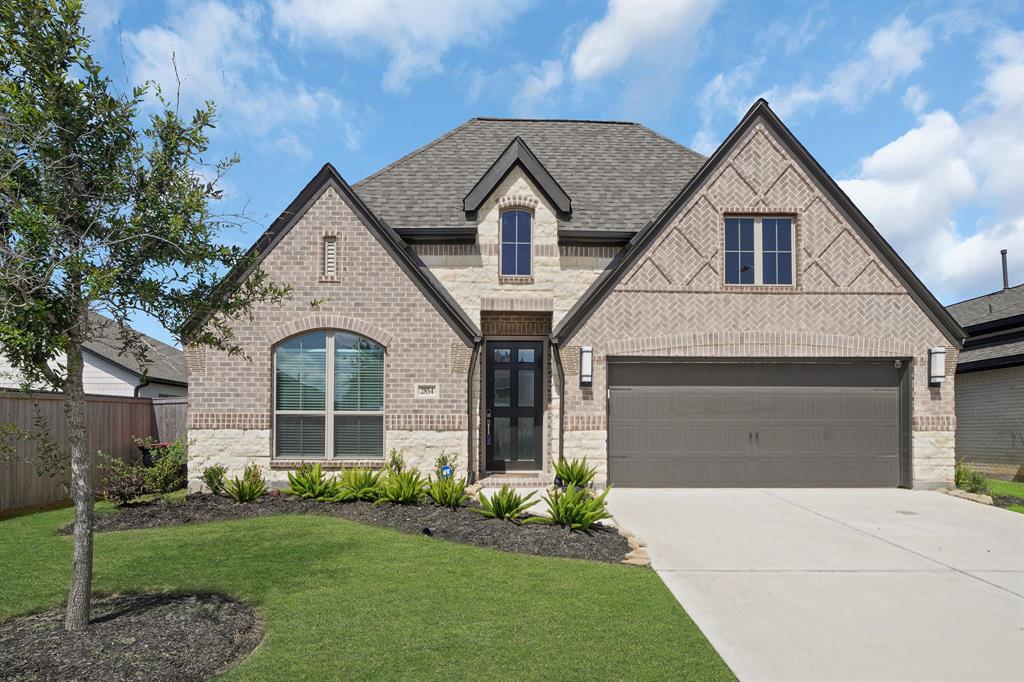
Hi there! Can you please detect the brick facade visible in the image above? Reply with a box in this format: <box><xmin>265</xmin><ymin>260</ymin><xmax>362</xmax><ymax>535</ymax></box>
<box><xmin>559</xmin><ymin>120</ymin><xmax>957</xmax><ymax>487</ymax></box>
<box><xmin>187</xmin><ymin>184</ymin><xmax>471</xmax><ymax>486</ymax></box>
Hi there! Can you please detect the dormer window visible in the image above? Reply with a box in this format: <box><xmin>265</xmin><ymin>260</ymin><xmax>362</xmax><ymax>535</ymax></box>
<box><xmin>500</xmin><ymin>210</ymin><xmax>532</xmax><ymax>277</ymax></box>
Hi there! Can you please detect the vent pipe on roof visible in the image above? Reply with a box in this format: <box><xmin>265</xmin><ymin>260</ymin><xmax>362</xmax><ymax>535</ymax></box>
<box><xmin>1001</xmin><ymin>249</ymin><xmax>1009</xmax><ymax>290</ymax></box>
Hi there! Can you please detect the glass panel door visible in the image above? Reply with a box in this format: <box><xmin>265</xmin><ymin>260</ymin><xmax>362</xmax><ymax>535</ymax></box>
<box><xmin>485</xmin><ymin>341</ymin><xmax>543</xmax><ymax>471</ymax></box>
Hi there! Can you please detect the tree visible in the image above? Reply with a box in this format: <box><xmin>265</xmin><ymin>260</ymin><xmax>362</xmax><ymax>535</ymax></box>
<box><xmin>0</xmin><ymin>0</ymin><xmax>287</xmax><ymax>630</ymax></box>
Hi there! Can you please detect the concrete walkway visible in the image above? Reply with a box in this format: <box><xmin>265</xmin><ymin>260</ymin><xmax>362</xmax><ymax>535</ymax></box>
<box><xmin>608</xmin><ymin>489</ymin><xmax>1024</xmax><ymax>682</ymax></box>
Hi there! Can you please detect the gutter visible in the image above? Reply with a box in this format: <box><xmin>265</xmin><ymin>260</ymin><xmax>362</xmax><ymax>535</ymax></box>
<box><xmin>466</xmin><ymin>339</ymin><xmax>481</xmax><ymax>484</ymax></box>
<box><xmin>551</xmin><ymin>339</ymin><xmax>565</xmax><ymax>464</ymax></box>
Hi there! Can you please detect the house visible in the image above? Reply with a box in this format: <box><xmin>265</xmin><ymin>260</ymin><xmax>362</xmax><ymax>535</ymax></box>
<box><xmin>0</xmin><ymin>311</ymin><xmax>188</xmax><ymax>398</ymax></box>
<box><xmin>947</xmin><ymin>259</ymin><xmax>1023</xmax><ymax>479</ymax></box>
<box><xmin>184</xmin><ymin>99</ymin><xmax>963</xmax><ymax>490</ymax></box>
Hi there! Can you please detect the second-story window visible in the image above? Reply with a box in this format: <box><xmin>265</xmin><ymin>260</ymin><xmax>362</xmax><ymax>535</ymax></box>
<box><xmin>500</xmin><ymin>210</ymin><xmax>532</xmax><ymax>277</ymax></box>
<box><xmin>725</xmin><ymin>217</ymin><xmax>794</xmax><ymax>286</ymax></box>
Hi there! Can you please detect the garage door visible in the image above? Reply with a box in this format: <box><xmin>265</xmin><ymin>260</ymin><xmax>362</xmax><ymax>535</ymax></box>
<box><xmin>608</xmin><ymin>361</ymin><xmax>906</xmax><ymax>487</ymax></box>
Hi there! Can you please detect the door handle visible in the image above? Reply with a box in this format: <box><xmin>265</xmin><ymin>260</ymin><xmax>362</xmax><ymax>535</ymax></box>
<box><xmin>755</xmin><ymin>431</ymin><xmax>759</xmax><ymax>444</ymax></box>
<box><xmin>748</xmin><ymin>431</ymin><xmax>752</xmax><ymax>444</ymax></box>
<box><xmin>486</xmin><ymin>409</ymin><xmax>492</xmax><ymax>446</ymax></box>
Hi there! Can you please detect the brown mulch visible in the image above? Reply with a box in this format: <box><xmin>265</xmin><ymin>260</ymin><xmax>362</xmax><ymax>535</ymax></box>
<box><xmin>0</xmin><ymin>593</ymin><xmax>263</xmax><ymax>682</ymax></box>
<box><xmin>61</xmin><ymin>492</ymin><xmax>631</xmax><ymax>564</ymax></box>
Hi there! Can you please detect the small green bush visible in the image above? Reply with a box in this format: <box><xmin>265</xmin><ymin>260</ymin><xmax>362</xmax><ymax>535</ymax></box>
<box><xmin>202</xmin><ymin>464</ymin><xmax>227</xmax><ymax>494</ymax></box>
<box><xmin>470</xmin><ymin>485</ymin><xmax>538</xmax><ymax>522</ymax></box>
<box><xmin>284</xmin><ymin>462</ymin><xmax>340</xmax><ymax>500</ymax></box>
<box><xmin>386</xmin><ymin>448</ymin><xmax>406</xmax><ymax>474</ymax></box>
<box><xmin>553</xmin><ymin>457</ymin><xmax>597</xmax><ymax>490</ymax></box>
<box><xmin>225</xmin><ymin>462</ymin><xmax>268</xmax><ymax>503</ymax></box>
<box><xmin>333</xmin><ymin>467</ymin><xmax>382</xmax><ymax>502</ymax></box>
<box><xmin>375</xmin><ymin>469</ymin><xmax>428</xmax><ymax>505</ymax></box>
<box><xmin>100</xmin><ymin>452</ymin><xmax>148</xmax><ymax>506</ymax></box>
<box><xmin>955</xmin><ymin>462</ymin><xmax>988</xmax><ymax>494</ymax></box>
<box><xmin>428</xmin><ymin>475</ymin><xmax>468</xmax><ymax>509</ymax></box>
<box><xmin>540</xmin><ymin>485</ymin><xmax>613</xmax><ymax>531</ymax></box>
<box><xmin>433</xmin><ymin>451</ymin><xmax>458</xmax><ymax>478</ymax></box>
<box><xmin>144</xmin><ymin>441</ymin><xmax>188</xmax><ymax>494</ymax></box>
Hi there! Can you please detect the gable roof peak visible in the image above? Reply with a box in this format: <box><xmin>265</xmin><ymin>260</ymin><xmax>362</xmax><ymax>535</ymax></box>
<box><xmin>463</xmin><ymin>134</ymin><xmax>572</xmax><ymax>215</ymax></box>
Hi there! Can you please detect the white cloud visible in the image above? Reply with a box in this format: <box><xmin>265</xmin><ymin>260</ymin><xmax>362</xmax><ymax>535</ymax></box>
<box><xmin>513</xmin><ymin>60</ymin><xmax>565</xmax><ymax>116</ymax></box>
<box><xmin>763</xmin><ymin>16</ymin><xmax>932</xmax><ymax>117</ymax></box>
<box><xmin>82</xmin><ymin>0</ymin><xmax>125</xmax><ymax>41</ymax></box>
<box><xmin>270</xmin><ymin>0</ymin><xmax>530</xmax><ymax>93</ymax></box>
<box><xmin>570</xmin><ymin>0</ymin><xmax>718</xmax><ymax>82</ymax></box>
<box><xmin>839</xmin><ymin>31</ymin><xmax>1024</xmax><ymax>300</ymax></box>
<box><xmin>902</xmin><ymin>85</ymin><xmax>930</xmax><ymax>114</ymax></box>
<box><xmin>692</xmin><ymin>60</ymin><xmax>761</xmax><ymax>153</ymax></box>
<box><xmin>124</xmin><ymin>1</ymin><xmax>359</xmax><ymax>152</ymax></box>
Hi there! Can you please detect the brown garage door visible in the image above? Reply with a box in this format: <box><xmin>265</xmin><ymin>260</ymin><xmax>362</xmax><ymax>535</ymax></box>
<box><xmin>608</xmin><ymin>361</ymin><xmax>907</xmax><ymax>487</ymax></box>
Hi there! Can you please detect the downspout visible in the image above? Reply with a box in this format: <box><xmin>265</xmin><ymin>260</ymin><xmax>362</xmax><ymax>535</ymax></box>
<box><xmin>466</xmin><ymin>339</ymin><xmax>481</xmax><ymax>484</ymax></box>
<box><xmin>551</xmin><ymin>339</ymin><xmax>565</xmax><ymax>464</ymax></box>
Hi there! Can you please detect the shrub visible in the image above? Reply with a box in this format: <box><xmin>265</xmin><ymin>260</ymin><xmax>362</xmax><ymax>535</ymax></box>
<box><xmin>553</xmin><ymin>457</ymin><xmax>597</xmax><ymax>490</ymax></box>
<box><xmin>143</xmin><ymin>439</ymin><xmax>188</xmax><ymax>494</ymax></box>
<box><xmin>202</xmin><ymin>464</ymin><xmax>227</xmax><ymax>494</ymax></box>
<box><xmin>433</xmin><ymin>451</ymin><xmax>458</xmax><ymax>479</ymax></box>
<box><xmin>225</xmin><ymin>463</ymin><xmax>268</xmax><ymax>503</ymax></box>
<box><xmin>470</xmin><ymin>485</ymin><xmax>538</xmax><ymax>521</ymax></box>
<box><xmin>375</xmin><ymin>469</ymin><xmax>428</xmax><ymax>505</ymax></box>
<box><xmin>100</xmin><ymin>452</ymin><xmax>148</xmax><ymax>506</ymax></box>
<box><xmin>428</xmin><ymin>475</ymin><xmax>468</xmax><ymax>509</ymax></box>
<box><xmin>386</xmin><ymin>448</ymin><xmax>406</xmax><ymax>474</ymax></box>
<box><xmin>540</xmin><ymin>485</ymin><xmax>613</xmax><ymax>531</ymax></box>
<box><xmin>284</xmin><ymin>462</ymin><xmax>340</xmax><ymax>500</ymax></box>
<box><xmin>333</xmin><ymin>467</ymin><xmax>382</xmax><ymax>502</ymax></box>
<box><xmin>955</xmin><ymin>462</ymin><xmax>988</xmax><ymax>495</ymax></box>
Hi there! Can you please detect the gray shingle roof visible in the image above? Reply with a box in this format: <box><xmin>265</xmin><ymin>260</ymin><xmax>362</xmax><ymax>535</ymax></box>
<box><xmin>947</xmin><ymin>284</ymin><xmax>1024</xmax><ymax>328</ymax></box>
<box><xmin>957</xmin><ymin>338</ymin><xmax>1024</xmax><ymax>366</ymax></box>
<box><xmin>353</xmin><ymin>118</ymin><xmax>706</xmax><ymax>232</ymax></box>
<box><xmin>85</xmin><ymin>312</ymin><xmax>187</xmax><ymax>386</ymax></box>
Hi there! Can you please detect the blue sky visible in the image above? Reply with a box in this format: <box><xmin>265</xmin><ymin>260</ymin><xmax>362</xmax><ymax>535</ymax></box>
<box><xmin>81</xmin><ymin>0</ymin><xmax>1023</xmax><ymax>345</ymax></box>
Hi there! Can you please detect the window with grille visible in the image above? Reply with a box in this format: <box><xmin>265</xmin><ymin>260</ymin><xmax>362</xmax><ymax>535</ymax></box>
<box><xmin>274</xmin><ymin>331</ymin><xmax>384</xmax><ymax>459</ymax></box>
<box><xmin>724</xmin><ymin>217</ymin><xmax>793</xmax><ymax>286</ymax></box>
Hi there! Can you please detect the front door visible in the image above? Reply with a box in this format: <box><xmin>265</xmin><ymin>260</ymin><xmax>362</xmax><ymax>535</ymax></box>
<box><xmin>485</xmin><ymin>341</ymin><xmax>543</xmax><ymax>471</ymax></box>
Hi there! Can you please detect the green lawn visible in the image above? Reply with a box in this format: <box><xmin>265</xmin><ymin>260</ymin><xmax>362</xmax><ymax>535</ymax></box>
<box><xmin>0</xmin><ymin>506</ymin><xmax>734</xmax><ymax>681</ymax></box>
<box><xmin>985</xmin><ymin>478</ymin><xmax>1024</xmax><ymax>514</ymax></box>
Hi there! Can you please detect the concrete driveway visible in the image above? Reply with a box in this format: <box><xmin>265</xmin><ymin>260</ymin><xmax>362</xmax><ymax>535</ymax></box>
<box><xmin>608</xmin><ymin>489</ymin><xmax>1024</xmax><ymax>682</ymax></box>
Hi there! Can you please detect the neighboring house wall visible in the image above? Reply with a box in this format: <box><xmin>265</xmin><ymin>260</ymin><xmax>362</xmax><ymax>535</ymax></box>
<box><xmin>0</xmin><ymin>350</ymin><xmax>140</xmax><ymax>396</ymax></box>
<box><xmin>559</xmin><ymin>120</ymin><xmax>957</xmax><ymax>488</ymax></box>
<box><xmin>186</xmin><ymin>184</ymin><xmax>471</xmax><ymax>486</ymax></box>
<box><xmin>136</xmin><ymin>381</ymin><xmax>188</xmax><ymax>398</ymax></box>
<box><xmin>414</xmin><ymin>167</ymin><xmax>616</xmax><ymax>328</ymax></box>
<box><xmin>955</xmin><ymin>365</ymin><xmax>1024</xmax><ymax>478</ymax></box>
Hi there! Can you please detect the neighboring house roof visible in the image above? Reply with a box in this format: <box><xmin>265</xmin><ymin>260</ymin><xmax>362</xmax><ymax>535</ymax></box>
<box><xmin>947</xmin><ymin>284</ymin><xmax>1024</xmax><ymax>328</ymax></box>
<box><xmin>947</xmin><ymin>284</ymin><xmax>1024</xmax><ymax>372</ymax></box>
<box><xmin>552</xmin><ymin>99</ymin><xmax>966</xmax><ymax>348</ymax></box>
<box><xmin>354</xmin><ymin>117</ymin><xmax>705</xmax><ymax>232</ymax></box>
<box><xmin>182</xmin><ymin>164</ymin><xmax>481</xmax><ymax>346</ymax></box>
<box><xmin>85</xmin><ymin>311</ymin><xmax>187</xmax><ymax>386</ymax></box>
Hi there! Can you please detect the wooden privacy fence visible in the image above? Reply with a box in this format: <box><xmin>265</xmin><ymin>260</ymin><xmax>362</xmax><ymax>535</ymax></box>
<box><xmin>0</xmin><ymin>392</ymin><xmax>187</xmax><ymax>514</ymax></box>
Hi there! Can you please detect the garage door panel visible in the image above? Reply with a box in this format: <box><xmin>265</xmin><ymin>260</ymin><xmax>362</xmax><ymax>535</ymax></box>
<box><xmin>608</xmin><ymin>362</ymin><xmax>904</xmax><ymax>487</ymax></box>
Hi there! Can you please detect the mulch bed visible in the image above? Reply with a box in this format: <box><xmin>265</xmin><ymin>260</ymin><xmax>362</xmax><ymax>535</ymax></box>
<box><xmin>0</xmin><ymin>593</ymin><xmax>263</xmax><ymax>681</ymax></box>
<box><xmin>992</xmin><ymin>494</ymin><xmax>1024</xmax><ymax>510</ymax></box>
<box><xmin>61</xmin><ymin>493</ymin><xmax>631</xmax><ymax>564</ymax></box>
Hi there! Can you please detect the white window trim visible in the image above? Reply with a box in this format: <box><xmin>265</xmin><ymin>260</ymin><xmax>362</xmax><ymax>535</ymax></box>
<box><xmin>724</xmin><ymin>216</ymin><xmax>795</xmax><ymax>287</ymax></box>
<box><xmin>272</xmin><ymin>330</ymin><xmax>386</xmax><ymax>461</ymax></box>
<box><xmin>499</xmin><ymin>208</ymin><xmax>534</xmax><ymax>278</ymax></box>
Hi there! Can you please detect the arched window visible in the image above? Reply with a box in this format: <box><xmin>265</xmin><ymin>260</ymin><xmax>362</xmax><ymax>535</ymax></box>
<box><xmin>500</xmin><ymin>209</ymin><xmax>532</xmax><ymax>277</ymax></box>
<box><xmin>274</xmin><ymin>331</ymin><xmax>384</xmax><ymax>460</ymax></box>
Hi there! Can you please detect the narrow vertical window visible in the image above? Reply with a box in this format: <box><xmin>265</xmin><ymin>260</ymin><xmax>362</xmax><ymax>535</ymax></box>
<box><xmin>323</xmin><ymin>236</ymin><xmax>337</xmax><ymax>279</ymax></box>
<box><xmin>500</xmin><ymin>210</ymin><xmax>532</xmax><ymax>276</ymax></box>
<box><xmin>724</xmin><ymin>218</ymin><xmax>755</xmax><ymax>285</ymax></box>
<box><xmin>762</xmin><ymin>218</ymin><xmax>793</xmax><ymax>285</ymax></box>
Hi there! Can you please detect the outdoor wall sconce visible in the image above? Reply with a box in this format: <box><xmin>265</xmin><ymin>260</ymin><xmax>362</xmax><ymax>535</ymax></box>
<box><xmin>928</xmin><ymin>347</ymin><xmax>946</xmax><ymax>386</ymax></box>
<box><xmin>580</xmin><ymin>346</ymin><xmax>593</xmax><ymax>387</ymax></box>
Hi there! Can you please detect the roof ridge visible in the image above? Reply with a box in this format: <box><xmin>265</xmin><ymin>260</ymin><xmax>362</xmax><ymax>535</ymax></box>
<box><xmin>354</xmin><ymin>118</ymin><xmax>476</xmax><ymax>188</ymax></box>
<box><xmin>471</xmin><ymin>116</ymin><xmax>638</xmax><ymax>125</ymax></box>
<box><xmin>947</xmin><ymin>282</ymin><xmax>1024</xmax><ymax>309</ymax></box>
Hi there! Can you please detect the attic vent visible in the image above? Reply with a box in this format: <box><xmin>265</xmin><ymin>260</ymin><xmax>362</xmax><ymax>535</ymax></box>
<box><xmin>323</xmin><ymin>236</ymin><xmax>337</xmax><ymax>279</ymax></box>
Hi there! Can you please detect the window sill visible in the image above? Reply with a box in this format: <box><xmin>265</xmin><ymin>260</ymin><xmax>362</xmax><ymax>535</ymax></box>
<box><xmin>270</xmin><ymin>459</ymin><xmax>385</xmax><ymax>470</ymax></box>
<box><xmin>722</xmin><ymin>283</ymin><xmax>798</xmax><ymax>292</ymax></box>
<box><xmin>499</xmin><ymin>276</ymin><xmax>535</xmax><ymax>285</ymax></box>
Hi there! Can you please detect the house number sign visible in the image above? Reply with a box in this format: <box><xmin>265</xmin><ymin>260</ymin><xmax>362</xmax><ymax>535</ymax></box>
<box><xmin>415</xmin><ymin>383</ymin><xmax>439</xmax><ymax>399</ymax></box>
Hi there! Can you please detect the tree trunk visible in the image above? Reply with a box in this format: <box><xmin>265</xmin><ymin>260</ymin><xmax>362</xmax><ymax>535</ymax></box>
<box><xmin>63</xmin><ymin>334</ymin><xmax>92</xmax><ymax>631</ymax></box>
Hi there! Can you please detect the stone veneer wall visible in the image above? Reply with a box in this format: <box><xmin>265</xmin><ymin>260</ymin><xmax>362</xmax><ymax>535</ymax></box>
<box><xmin>187</xmin><ymin>184</ymin><xmax>471</xmax><ymax>488</ymax></box>
<box><xmin>560</xmin><ymin>119</ymin><xmax>958</xmax><ymax>489</ymax></box>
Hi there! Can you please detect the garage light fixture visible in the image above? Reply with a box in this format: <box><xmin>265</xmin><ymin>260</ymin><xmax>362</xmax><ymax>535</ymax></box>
<box><xmin>580</xmin><ymin>346</ymin><xmax>593</xmax><ymax>386</ymax></box>
<box><xmin>928</xmin><ymin>347</ymin><xmax>946</xmax><ymax>386</ymax></box>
